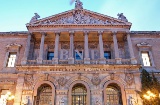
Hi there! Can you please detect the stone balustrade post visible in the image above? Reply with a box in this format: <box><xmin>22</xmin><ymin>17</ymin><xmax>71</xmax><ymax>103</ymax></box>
<box><xmin>21</xmin><ymin>33</ymin><xmax>32</xmax><ymax>65</ymax></box>
<box><xmin>98</xmin><ymin>31</ymin><xmax>106</xmax><ymax>64</ymax></box>
<box><xmin>112</xmin><ymin>31</ymin><xmax>121</xmax><ymax>64</ymax></box>
<box><xmin>37</xmin><ymin>32</ymin><xmax>46</xmax><ymax>64</ymax></box>
<box><xmin>127</xmin><ymin>33</ymin><xmax>137</xmax><ymax>64</ymax></box>
<box><xmin>84</xmin><ymin>31</ymin><xmax>90</xmax><ymax>64</ymax></box>
<box><xmin>53</xmin><ymin>32</ymin><xmax>60</xmax><ymax>64</ymax></box>
<box><xmin>68</xmin><ymin>31</ymin><xmax>74</xmax><ymax>64</ymax></box>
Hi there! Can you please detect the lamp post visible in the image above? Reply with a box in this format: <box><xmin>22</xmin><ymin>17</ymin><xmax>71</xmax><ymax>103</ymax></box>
<box><xmin>143</xmin><ymin>90</ymin><xmax>156</xmax><ymax>104</ymax></box>
<box><xmin>0</xmin><ymin>91</ymin><xmax>14</xmax><ymax>105</ymax></box>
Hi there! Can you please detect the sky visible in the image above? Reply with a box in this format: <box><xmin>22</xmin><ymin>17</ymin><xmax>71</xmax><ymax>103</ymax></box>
<box><xmin>0</xmin><ymin>0</ymin><xmax>160</xmax><ymax>32</ymax></box>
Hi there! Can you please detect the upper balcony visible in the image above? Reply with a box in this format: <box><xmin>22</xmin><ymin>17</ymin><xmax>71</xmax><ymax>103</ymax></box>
<box><xmin>20</xmin><ymin>30</ymin><xmax>137</xmax><ymax>66</ymax></box>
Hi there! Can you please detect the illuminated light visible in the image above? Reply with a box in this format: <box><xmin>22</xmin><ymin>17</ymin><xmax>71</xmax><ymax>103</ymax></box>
<box><xmin>143</xmin><ymin>94</ymin><xmax>150</xmax><ymax>100</ymax></box>
<box><xmin>11</xmin><ymin>95</ymin><xmax>15</xmax><ymax>99</ymax></box>
<box><xmin>7</xmin><ymin>91</ymin><xmax>11</xmax><ymax>95</ymax></box>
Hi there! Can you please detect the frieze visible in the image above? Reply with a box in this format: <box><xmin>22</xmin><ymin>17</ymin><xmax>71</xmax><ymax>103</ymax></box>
<box><xmin>56</xmin><ymin>90</ymin><xmax>68</xmax><ymax>95</ymax></box>
<box><xmin>91</xmin><ymin>90</ymin><xmax>102</xmax><ymax>95</ymax></box>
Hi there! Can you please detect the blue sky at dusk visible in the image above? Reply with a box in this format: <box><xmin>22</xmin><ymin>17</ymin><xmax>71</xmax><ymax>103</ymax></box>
<box><xmin>0</xmin><ymin>0</ymin><xmax>160</xmax><ymax>32</ymax></box>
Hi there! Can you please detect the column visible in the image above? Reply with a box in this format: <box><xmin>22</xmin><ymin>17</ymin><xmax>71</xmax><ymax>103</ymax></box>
<box><xmin>84</xmin><ymin>31</ymin><xmax>90</xmax><ymax>64</ymax></box>
<box><xmin>53</xmin><ymin>32</ymin><xmax>60</xmax><ymax>64</ymax></box>
<box><xmin>37</xmin><ymin>32</ymin><xmax>46</xmax><ymax>64</ymax></box>
<box><xmin>112</xmin><ymin>32</ymin><xmax>121</xmax><ymax>64</ymax></box>
<box><xmin>68</xmin><ymin>31</ymin><xmax>74</xmax><ymax>64</ymax></box>
<box><xmin>13</xmin><ymin>75</ymin><xmax>24</xmax><ymax>105</ymax></box>
<box><xmin>127</xmin><ymin>33</ymin><xmax>137</xmax><ymax>64</ymax></box>
<box><xmin>21</xmin><ymin>33</ymin><xmax>31</xmax><ymax>65</ymax></box>
<box><xmin>98</xmin><ymin>31</ymin><xmax>106</xmax><ymax>64</ymax></box>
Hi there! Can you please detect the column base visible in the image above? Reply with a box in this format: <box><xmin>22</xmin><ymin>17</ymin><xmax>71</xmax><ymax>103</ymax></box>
<box><xmin>131</xmin><ymin>58</ymin><xmax>137</xmax><ymax>64</ymax></box>
<box><xmin>68</xmin><ymin>57</ymin><xmax>74</xmax><ymax>64</ymax></box>
<box><xmin>52</xmin><ymin>58</ymin><xmax>59</xmax><ymax>64</ymax></box>
<box><xmin>37</xmin><ymin>58</ymin><xmax>43</xmax><ymax>64</ymax></box>
<box><xmin>84</xmin><ymin>58</ymin><xmax>90</xmax><ymax>64</ymax></box>
<box><xmin>115</xmin><ymin>58</ymin><xmax>122</xmax><ymax>64</ymax></box>
<box><xmin>99</xmin><ymin>58</ymin><xmax>106</xmax><ymax>64</ymax></box>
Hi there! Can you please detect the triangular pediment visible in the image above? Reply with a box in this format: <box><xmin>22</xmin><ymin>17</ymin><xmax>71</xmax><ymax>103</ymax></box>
<box><xmin>26</xmin><ymin>9</ymin><xmax>131</xmax><ymax>27</ymax></box>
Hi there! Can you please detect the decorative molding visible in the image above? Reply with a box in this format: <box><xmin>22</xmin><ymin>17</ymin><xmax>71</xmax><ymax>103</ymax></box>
<box><xmin>57</xmin><ymin>76</ymin><xmax>67</xmax><ymax>87</ymax></box>
<box><xmin>0</xmin><ymin>79</ymin><xmax>16</xmax><ymax>85</ymax></box>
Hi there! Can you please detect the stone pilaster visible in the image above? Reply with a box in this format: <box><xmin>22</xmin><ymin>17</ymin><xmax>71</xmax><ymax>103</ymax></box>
<box><xmin>113</xmin><ymin>32</ymin><xmax>121</xmax><ymax>64</ymax></box>
<box><xmin>37</xmin><ymin>32</ymin><xmax>46</xmax><ymax>64</ymax></box>
<box><xmin>13</xmin><ymin>75</ymin><xmax>24</xmax><ymax>105</ymax></box>
<box><xmin>127</xmin><ymin>33</ymin><xmax>137</xmax><ymax>64</ymax></box>
<box><xmin>98</xmin><ymin>31</ymin><xmax>106</xmax><ymax>64</ymax></box>
<box><xmin>21</xmin><ymin>33</ymin><xmax>32</xmax><ymax>65</ymax></box>
<box><xmin>91</xmin><ymin>89</ymin><xmax>103</xmax><ymax>105</ymax></box>
<box><xmin>53</xmin><ymin>32</ymin><xmax>60</xmax><ymax>64</ymax></box>
<box><xmin>84</xmin><ymin>31</ymin><xmax>90</xmax><ymax>64</ymax></box>
<box><xmin>68</xmin><ymin>31</ymin><xmax>74</xmax><ymax>64</ymax></box>
<box><xmin>56</xmin><ymin>89</ymin><xmax>68</xmax><ymax>105</ymax></box>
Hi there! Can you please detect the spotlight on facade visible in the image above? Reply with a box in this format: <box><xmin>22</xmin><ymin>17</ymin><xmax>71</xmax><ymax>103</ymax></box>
<box><xmin>143</xmin><ymin>91</ymin><xmax>156</xmax><ymax>100</ymax></box>
<box><xmin>0</xmin><ymin>91</ymin><xmax>14</xmax><ymax>105</ymax></box>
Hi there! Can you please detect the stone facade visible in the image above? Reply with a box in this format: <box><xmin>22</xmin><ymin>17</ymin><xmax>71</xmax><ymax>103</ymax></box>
<box><xmin>0</xmin><ymin>1</ymin><xmax>160</xmax><ymax>105</ymax></box>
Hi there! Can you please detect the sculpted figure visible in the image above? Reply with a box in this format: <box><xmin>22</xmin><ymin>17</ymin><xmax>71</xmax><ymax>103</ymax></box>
<box><xmin>30</xmin><ymin>13</ymin><xmax>40</xmax><ymax>23</ymax></box>
<box><xmin>75</xmin><ymin>0</ymin><xmax>83</xmax><ymax>9</ymax></box>
<box><xmin>117</xmin><ymin>13</ymin><xmax>128</xmax><ymax>22</ymax></box>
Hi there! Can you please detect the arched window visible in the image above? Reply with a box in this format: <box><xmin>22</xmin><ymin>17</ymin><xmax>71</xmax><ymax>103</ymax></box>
<box><xmin>35</xmin><ymin>84</ymin><xmax>52</xmax><ymax>105</ymax></box>
<box><xmin>106</xmin><ymin>84</ymin><xmax>123</xmax><ymax>105</ymax></box>
<box><xmin>72</xmin><ymin>83</ymin><xmax>87</xmax><ymax>105</ymax></box>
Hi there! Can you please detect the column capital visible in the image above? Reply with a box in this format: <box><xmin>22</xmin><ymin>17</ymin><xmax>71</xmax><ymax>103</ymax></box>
<box><xmin>98</xmin><ymin>31</ymin><xmax>103</xmax><ymax>35</ymax></box>
<box><xmin>40</xmin><ymin>32</ymin><xmax>47</xmax><ymax>36</ymax></box>
<box><xmin>69</xmin><ymin>31</ymin><xmax>74</xmax><ymax>35</ymax></box>
<box><xmin>83</xmin><ymin>31</ymin><xmax>89</xmax><ymax>35</ymax></box>
<box><xmin>55</xmin><ymin>31</ymin><xmax>61</xmax><ymax>35</ymax></box>
<box><xmin>111</xmin><ymin>31</ymin><xmax>117</xmax><ymax>35</ymax></box>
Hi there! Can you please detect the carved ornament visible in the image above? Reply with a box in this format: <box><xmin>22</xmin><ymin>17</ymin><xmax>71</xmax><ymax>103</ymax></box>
<box><xmin>125</xmin><ymin>73</ymin><xmax>134</xmax><ymax>86</ymax></box>
<box><xmin>57</xmin><ymin>76</ymin><xmax>67</xmax><ymax>87</ymax></box>
<box><xmin>91</xmin><ymin>73</ymin><xmax>101</xmax><ymax>86</ymax></box>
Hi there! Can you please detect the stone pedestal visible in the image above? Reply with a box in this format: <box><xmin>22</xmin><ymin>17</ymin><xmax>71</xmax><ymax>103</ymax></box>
<box><xmin>37</xmin><ymin>58</ymin><xmax>43</xmax><ymax>64</ymax></box>
<box><xmin>84</xmin><ymin>58</ymin><xmax>90</xmax><ymax>64</ymax></box>
<box><xmin>68</xmin><ymin>57</ymin><xmax>74</xmax><ymax>64</ymax></box>
<box><xmin>115</xmin><ymin>58</ymin><xmax>122</xmax><ymax>64</ymax></box>
<box><xmin>99</xmin><ymin>58</ymin><xmax>106</xmax><ymax>64</ymax></box>
<box><xmin>53</xmin><ymin>58</ymin><xmax>59</xmax><ymax>64</ymax></box>
<box><xmin>131</xmin><ymin>58</ymin><xmax>137</xmax><ymax>64</ymax></box>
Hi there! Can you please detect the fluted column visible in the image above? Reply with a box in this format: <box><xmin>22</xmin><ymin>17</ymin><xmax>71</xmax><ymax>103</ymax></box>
<box><xmin>112</xmin><ymin>32</ymin><xmax>121</xmax><ymax>64</ymax></box>
<box><xmin>37</xmin><ymin>32</ymin><xmax>46</xmax><ymax>64</ymax></box>
<box><xmin>68</xmin><ymin>31</ymin><xmax>74</xmax><ymax>64</ymax></box>
<box><xmin>53</xmin><ymin>32</ymin><xmax>60</xmax><ymax>64</ymax></box>
<box><xmin>84</xmin><ymin>31</ymin><xmax>90</xmax><ymax>64</ymax></box>
<box><xmin>21</xmin><ymin>33</ymin><xmax>31</xmax><ymax>65</ymax></box>
<box><xmin>127</xmin><ymin>33</ymin><xmax>137</xmax><ymax>64</ymax></box>
<box><xmin>98</xmin><ymin>31</ymin><xmax>106</xmax><ymax>64</ymax></box>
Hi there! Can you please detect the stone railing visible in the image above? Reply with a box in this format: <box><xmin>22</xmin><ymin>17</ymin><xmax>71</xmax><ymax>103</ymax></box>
<box><xmin>25</xmin><ymin>59</ymin><xmax>133</xmax><ymax>65</ymax></box>
<box><xmin>106</xmin><ymin>59</ymin><xmax>116</xmax><ymax>64</ymax></box>
<box><xmin>121</xmin><ymin>59</ymin><xmax>131</xmax><ymax>64</ymax></box>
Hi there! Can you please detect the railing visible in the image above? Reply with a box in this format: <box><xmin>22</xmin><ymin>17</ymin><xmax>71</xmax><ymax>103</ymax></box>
<box><xmin>75</xmin><ymin>60</ymin><xmax>84</xmax><ymax>64</ymax></box>
<box><xmin>59</xmin><ymin>60</ymin><xmax>68</xmax><ymax>64</ymax></box>
<box><xmin>106</xmin><ymin>59</ymin><xmax>116</xmax><ymax>64</ymax></box>
<box><xmin>25</xmin><ymin>59</ymin><xmax>133</xmax><ymax>65</ymax></box>
<box><xmin>121</xmin><ymin>59</ymin><xmax>131</xmax><ymax>64</ymax></box>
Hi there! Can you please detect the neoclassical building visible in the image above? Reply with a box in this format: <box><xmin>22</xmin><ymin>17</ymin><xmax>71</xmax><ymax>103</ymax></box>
<box><xmin>0</xmin><ymin>1</ymin><xmax>160</xmax><ymax>105</ymax></box>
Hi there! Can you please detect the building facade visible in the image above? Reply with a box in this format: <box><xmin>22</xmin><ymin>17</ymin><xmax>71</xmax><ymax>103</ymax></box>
<box><xmin>0</xmin><ymin>1</ymin><xmax>160</xmax><ymax>105</ymax></box>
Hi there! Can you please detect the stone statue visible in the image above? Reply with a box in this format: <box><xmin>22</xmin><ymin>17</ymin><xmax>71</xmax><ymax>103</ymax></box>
<box><xmin>117</xmin><ymin>13</ymin><xmax>128</xmax><ymax>22</ymax></box>
<box><xmin>30</xmin><ymin>13</ymin><xmax>40</xmax><ymax>23</ymax></box>
<box><xmin>75</xmin><ymin>0</ymin><xmax>83</xmax><ymax>9</ymax></box>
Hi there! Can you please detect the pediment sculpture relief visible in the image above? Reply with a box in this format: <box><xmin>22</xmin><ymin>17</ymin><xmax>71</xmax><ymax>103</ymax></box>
<box><xmin>40</xmin><ymin>10</ymin><xmax>122</xmax><ymax>25</ymax></box>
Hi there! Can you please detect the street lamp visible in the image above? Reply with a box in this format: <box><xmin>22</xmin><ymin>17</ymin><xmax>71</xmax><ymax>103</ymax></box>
<box><xmin>143</xmin><ymin>90</ymin><xmax>156</xmax><ymax>100</ymax></box>
<box><xmin>0</xmin><ymin>91</ymin><xmax>15</xmax><ymax>105</ymax></box>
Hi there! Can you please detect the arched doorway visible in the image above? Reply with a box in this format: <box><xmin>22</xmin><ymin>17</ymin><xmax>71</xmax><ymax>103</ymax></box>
<box><xmin>35</xmin><ymin>84</ymin><xmax>52</xmax><ymax>105</ymax></box>
<box><xmin>71</xmin><ymin>83</ymin><xmax>87</xmax><ymax>105</ymax></box>
<box><xmin>105</xmin><ymin>84</ymin><xmax>123</xmax><ymax>105</ymax></box>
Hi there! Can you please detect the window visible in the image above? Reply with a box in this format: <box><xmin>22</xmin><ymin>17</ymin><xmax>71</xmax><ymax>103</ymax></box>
<box><xmin>106</xmin><ymin>86</ymin><xmax>122</xmax><ymax>105</ymax></box>
<box><xmin>141</xmin><ymin>52</ymin><xmax>151</xmax><ymax>66</ymax></box>
<box><xmin>104</xmin><ymin>51</ymin><xmax>111</xmax><ymax>59</ymax></box>
<box><xmin>47</xmin><ymin>52</ymin><xmax>54</xmax><ymax>60</ymax></box>
<box><xmin>7</xmin><ymin>52</ymin><xmax>17</xmax><ymax>67</ymax></box>
<box><xmin>75</xmin><ymin>51</ymin><xmax>83</xmax><ymax>60</ymax></box>
<box><xmin>72</xmin><ymin>84</ymin><xmax>87</xmax><ymax>105</ymax></box>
